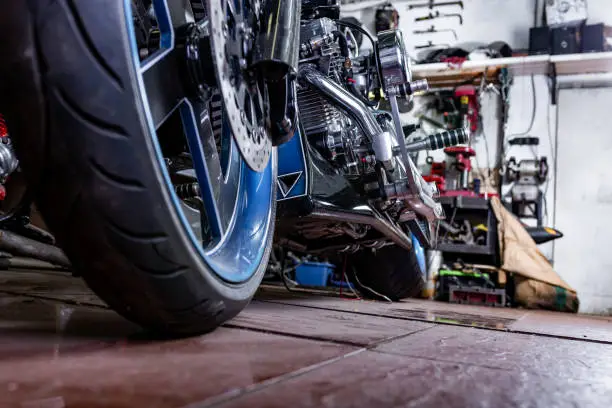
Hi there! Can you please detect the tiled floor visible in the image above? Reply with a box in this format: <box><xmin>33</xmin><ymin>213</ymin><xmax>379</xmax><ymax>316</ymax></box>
<box><xmin>0</xmin><ymin>271</ymin><xmax>611</xmax><ymax>408</ymax></box>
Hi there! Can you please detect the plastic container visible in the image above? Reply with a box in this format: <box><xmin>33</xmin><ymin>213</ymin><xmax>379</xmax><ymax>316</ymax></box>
<box><xmin>295</xmin><ymin>261</ymin><xmax>335</xmax><ymax>287</ymax></box>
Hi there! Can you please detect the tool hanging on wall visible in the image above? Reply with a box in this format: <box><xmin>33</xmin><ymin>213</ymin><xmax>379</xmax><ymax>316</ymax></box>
<box><xmin>504</xmin><ymin>157</ymin><xmax>549</xmax><ymax>226</ymax></box>
<box><xmin>375</xmin><ymin>3</ymin><xmax>400</xmax><ymax>33</ymax></box>
<box><xmin>413</xmin><ymin>25</ymin><xmax>458</xmax><ymax>40</ymax></box>
<box><xmin>408</xmin><ymin>0</ymin><xmax>464</xmax><ymax>10</ymax></box>
<box><xmin>415</xmin><ymin>10</ymin><xmax>463</xmax><ymax>24</ymax></box>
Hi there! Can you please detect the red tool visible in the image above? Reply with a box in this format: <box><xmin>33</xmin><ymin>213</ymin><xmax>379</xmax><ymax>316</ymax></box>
<box><xmin>454</xmin><ymin>85</ymin><xmax>479</xmax><ymax>133</ymax></box>
<box><xmin>424</xmin><ymin>146</ymin><xmax>492</xmax><ymax>198</ymax></box>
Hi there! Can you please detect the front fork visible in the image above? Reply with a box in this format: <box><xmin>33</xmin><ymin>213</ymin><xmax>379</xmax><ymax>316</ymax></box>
<box><xmin>251</xmin><ymin>0</ymin><xmax>301</xmax><ymax>146</ymax></box>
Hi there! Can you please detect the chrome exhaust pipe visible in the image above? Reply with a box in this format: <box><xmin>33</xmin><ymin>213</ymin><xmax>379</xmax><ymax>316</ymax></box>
<box><xmin>310</xmin><ymin>200</ymin><xmax>413</xmax><ymax>252</ymax></box>
<box><xmin>298</xmin><ymin>65</ymin><xmax>394</xmax><ymax>166</ymax></box>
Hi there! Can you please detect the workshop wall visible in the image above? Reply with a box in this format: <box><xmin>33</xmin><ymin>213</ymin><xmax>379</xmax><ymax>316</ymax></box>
<box><xmin>343</xmin><ymin>0</ymin><xmax>612</xmax><ymax>54</ymax></box>
<box><xmin>341</xmin><ymin>0</ymin><xmax>612</xmax><ymax>313</ymax></box>
<box><xmin>554</xmin><ymin>87</ymin><xmax>612</xmax><ymax>314</ymax></box>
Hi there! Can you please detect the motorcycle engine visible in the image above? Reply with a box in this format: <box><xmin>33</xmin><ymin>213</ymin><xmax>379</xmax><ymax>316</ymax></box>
<box><xmin>297</xmin><ymin>16</ymin><xmax>445</xmax><ymax>247</ymax></box>
<box><xmin>0</xmin><ymin>115</ymin><xmax>18</xmax><ymax>180</ymax></box>
<box><xmin>297</xmin><ymin>18</ymin><xmax>379</xmax><ymax>176</ymax></box>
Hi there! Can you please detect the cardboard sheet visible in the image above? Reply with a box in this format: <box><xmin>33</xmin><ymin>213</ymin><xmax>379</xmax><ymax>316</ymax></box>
<box><xmin>489</xmin><ymin>196</ymin><xmax>575</xmax><ymax>293</ymax></box>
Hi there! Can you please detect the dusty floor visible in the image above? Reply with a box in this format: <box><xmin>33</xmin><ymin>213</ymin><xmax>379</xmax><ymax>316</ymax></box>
<box><xmin>0</xmin><ymin>270</ymin><xmax>611</xmax><ymax>407</ymax></box>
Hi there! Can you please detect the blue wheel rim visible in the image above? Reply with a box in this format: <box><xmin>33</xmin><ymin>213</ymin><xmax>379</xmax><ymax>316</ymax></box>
<box><xmin>124</xmin><ymin>0</ymin><xmax>274</xmax><ymax>283</ymax></box>
<box><xmin>411</xmin><ymin>234</ymin><xmax>426</xmax><ymax>277</ymax></box>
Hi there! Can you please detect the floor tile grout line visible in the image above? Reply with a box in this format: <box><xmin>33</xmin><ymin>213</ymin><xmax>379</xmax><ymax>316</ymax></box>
<box><xmin>364</xmin><ymin>324</ymin><xmax>437</xmax><ymax>350</ymax></box>
<box><xmin>186</xmin><ymin>348</ymin><xmax>368</xmax><ymax>408</ymax></box>
<box><xmin>223</xmin><ymin>322</ymin><xmax>436</xmax><ymax>350</ymax></box>
<box><xmin>257</xmin><ymin>299</ymin><xmax>612</xmax><ymax>345</ymax></box>
<box><xmin>257</xmin><ymin>299</ymin><xmax>516</xmax><ymax>332</ymax></box>
<box><xmin>221</xmin><ymin>323</ymin><xmax>365</xmax><ymax>348</ymax></box>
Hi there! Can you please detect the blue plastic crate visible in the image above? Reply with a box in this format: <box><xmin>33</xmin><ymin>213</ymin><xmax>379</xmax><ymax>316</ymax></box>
<box><xmin>295</xmin><ymin>261</ymin><xmax>335</xmax><ymax>287</ymax></box>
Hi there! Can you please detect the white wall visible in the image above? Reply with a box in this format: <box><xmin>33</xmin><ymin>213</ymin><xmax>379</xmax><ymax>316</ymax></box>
<box><xmin>554</xmin><ymin>87</ymin><xmax>612</xmax><ymax>314</ymax></box>
<box><xmin>343</xmin><ymin>0</ymin><xmax>612</xmax><ymax>54</ymax></box>
<box><xmin>342</xmin><ymin>0</ymin><xmax>612</xmax><ymax>312</ymax></box>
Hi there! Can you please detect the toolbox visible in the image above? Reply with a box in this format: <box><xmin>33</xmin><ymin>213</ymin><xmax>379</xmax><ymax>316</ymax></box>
<box><xmin>449</xmin><ymin>285</ymin><xmax>506</xmax><ymax>307</ymax></box>
<box><xmin>435</xmin><ymin>267</ymin><xmax>495</xmax><ymax>301</ymax></box>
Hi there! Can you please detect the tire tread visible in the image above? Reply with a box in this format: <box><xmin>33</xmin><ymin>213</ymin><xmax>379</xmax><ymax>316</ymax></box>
<box><xmin>0</xmin><ymin>0</ymin><xmax>273</xmax><ymax>335</ymax></box>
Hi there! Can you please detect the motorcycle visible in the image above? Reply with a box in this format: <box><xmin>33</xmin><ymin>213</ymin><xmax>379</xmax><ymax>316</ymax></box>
<box><xmin>0</xmin><ymin>0</ymin><xmax>467</xmax><ymax>335</ymax></box>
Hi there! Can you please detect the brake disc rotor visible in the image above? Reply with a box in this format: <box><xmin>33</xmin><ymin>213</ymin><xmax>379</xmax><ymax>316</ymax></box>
<box><xmin>207</xmin><ymin>0</ymin><xmax>271</xmax><ymax>172</ymax></box>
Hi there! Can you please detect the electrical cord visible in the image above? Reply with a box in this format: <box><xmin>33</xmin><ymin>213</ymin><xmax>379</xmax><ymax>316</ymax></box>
<box><xmin>280</xmin><ymin>265</ymin><xmax>300</xmax><ymax>293</ymax></box>
<box><xmin>505</xmin><ymin>75</ymin><xmax>536</xmax><ymax>139</ymax></box>
<box><xmin>334</xmin><ymin>19</ymin><xmax>383</xmax><ymax>88</ymax></box>
<box><xmin>344</xmin><ymin>270</ymin><xmax>361</xmax><ymax>299</ymax></box>
<box><xmin>538</xmin><ymin>76</ymin><xmax>558</xmax><ymax>225</ymax></box>
<box><xmin>544</xmin><ymin>78</ymin><xmax>557</xmax><ymax>197</ymax></box>
<box><xmin>341</xmin><ymin>254</ymin><xmax>361</xmax><ymax>299</ymax></box>
<box><xmin>278</xmin><ymin>249</ymin><xmax>302</xmax><ymax>293</ymax></box>
<box><xmin>335</xmin><ymin>20</ymin><xmax>376</xmax><ymax>49</ymax></box>
<box><xmin>352</xmin><ymin>265</ymin><xmax>392</xmax><ymax>303</ymax></box>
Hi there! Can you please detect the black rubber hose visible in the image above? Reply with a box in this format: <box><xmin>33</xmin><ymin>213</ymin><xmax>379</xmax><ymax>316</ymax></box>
<box><xmin>333</xmin><ymin>30</ymin><xmax>349</xmax><ymax>58</ymax></box>
<box><xmin>0</xmin><ymin>229</ymin><xmax>70</xmax><ymax>268</ymax></box>
<box><xmin>335</xmin><ymin>19</ymin><xmax>383</xmax><ymax>84</ymax></box>
<box><xmin>335</xmin><ymin>20</ymin><xmax>376</xmax><ymax>48</ymax></box>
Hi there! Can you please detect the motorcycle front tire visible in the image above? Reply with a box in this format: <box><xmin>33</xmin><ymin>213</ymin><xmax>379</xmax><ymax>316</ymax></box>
<box><xmin>0</xmin><ymin>0</ymin><xmax>276</xmax><ymax>336</ymax></box>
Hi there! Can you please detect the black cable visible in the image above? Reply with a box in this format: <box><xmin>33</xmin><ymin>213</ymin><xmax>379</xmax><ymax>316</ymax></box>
<box><xmin>334</xmin><ymin>30</ymin><xmax>378</xmax><ymax>107</ymax></box>
<box><xmin>333</xmin><ymin>30</ymin><xmax>349</xmax><ymax>58</ymax></box>
<box><xmin>334</xmin><ymin>20</ymin><xmax>383</xmax><ymax>88</ymax></box>
<box><xmin>335</xmin><ymin>20</ymin><xmax>376</xmax><ymax>48</ymax></box>
<box><xmin>549</xmin><ymin>82</ymin><xmax>560</xmax><ymax>262</ymax></box>
<box><xmin>544</xmin><ymin>77</ymin><xmax>556</xmax><ymax>197</ymax></box>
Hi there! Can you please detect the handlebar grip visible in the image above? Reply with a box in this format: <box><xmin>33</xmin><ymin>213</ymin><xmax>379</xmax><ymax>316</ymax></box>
<box><xmin>426</xmin><ymin>128</ymin><xmax>468</xmax><ymax>150</ymax></box>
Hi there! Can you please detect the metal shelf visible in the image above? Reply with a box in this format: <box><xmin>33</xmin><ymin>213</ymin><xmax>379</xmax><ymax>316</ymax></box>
<box><xmin>411</xmin><ymin>52</ymin><xmax>612</xmax><ymax>86</ymax></box>
<box><xmin>436</xmin><ymin>243</ymin><xmax>496</xmax><ymax>256</ymax></box>
<box><xmin>551</xmin><ymin>52</ymin><xmax>612</xmax><ymax>75</ymax></box>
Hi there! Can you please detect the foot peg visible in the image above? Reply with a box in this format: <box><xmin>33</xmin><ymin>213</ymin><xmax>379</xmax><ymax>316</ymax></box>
<box><xmin>399</xmin><ymin>128</ymin><xmax>469</xmax><ymax>154</ymax></box>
